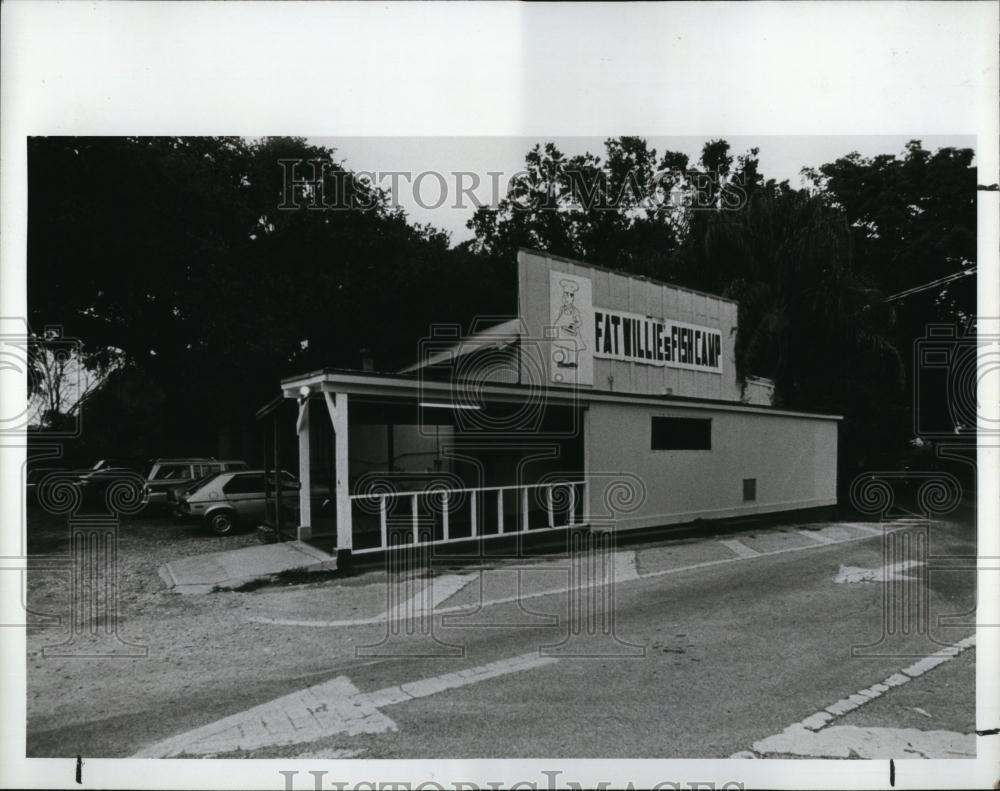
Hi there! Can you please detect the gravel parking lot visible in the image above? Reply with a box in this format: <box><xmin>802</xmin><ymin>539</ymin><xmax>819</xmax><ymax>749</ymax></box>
<box><xmin>25</xmin><ymin>506</ymin><xmax>260</xmax><ymax>624</ymax></box>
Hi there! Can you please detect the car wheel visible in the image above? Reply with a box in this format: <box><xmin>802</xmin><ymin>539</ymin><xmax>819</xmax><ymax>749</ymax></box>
<box><xmin>207</xmin><ymin>510</ymin><xmax>237</xmax><ymax>536</ymax></box>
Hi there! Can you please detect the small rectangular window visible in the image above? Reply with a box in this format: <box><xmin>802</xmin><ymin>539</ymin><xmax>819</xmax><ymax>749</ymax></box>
<box><xmin>651</xmin><ymin>416</ymin><xmax>712</xmax><ymax>450</ymax></box>
<box><xmin>743</xmin><ymin>478</ymin><xmax>757</xmax><ymax>502</ymax></box>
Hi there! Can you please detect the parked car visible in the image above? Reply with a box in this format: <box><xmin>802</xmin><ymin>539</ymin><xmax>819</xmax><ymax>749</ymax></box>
<box><xmin>87</xmin><ymin>458</ymin><xmax>145</xmax><ymax>474</ymax></box>
<box><xmin>26</xmin><ymin>460</ymin><xmax>145</xmax><ymax>509</ymax></box>
<box><xmin>165</xmin><ymin>472</ymin><xmax>218</xmax><ymax>514</ymax></box>
<box><xmin>29</xmin><ymin>459</ymin><xmax>150</xmax><ymax>512</ymax></box>
<box><xmin>79</xmin><ymin>457</ymin><xmax>149</xmax><ymax>482</ymax></box>
<box><xmin>25</xmin><ymin>466</ymin><xmax>74</xmax><ymax>507</ymax></box>
<box><xmin>178</xmin><ymin>469</ymin><xmax>298</xmax><ymax>535</ymax></box>
<box><xmin>144</xmin><ymin>458</ymin><xmax>248</xmax><ymax>506</ymax></box>
<box><xmin>165</xmin><ymin>469</ymin><xmax>247</xmax><ymax>514</ymax></box>
<box><xmin>76</xmin><ymin>464</ymin><xmax>148</xmax><ymax>505</ymax></box>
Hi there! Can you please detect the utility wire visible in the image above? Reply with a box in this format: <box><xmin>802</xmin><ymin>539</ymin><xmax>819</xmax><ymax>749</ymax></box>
<box><xmin>883</xmin><ymin>266</ymin><xmax>977</xmax><ymax>302</ymax></box>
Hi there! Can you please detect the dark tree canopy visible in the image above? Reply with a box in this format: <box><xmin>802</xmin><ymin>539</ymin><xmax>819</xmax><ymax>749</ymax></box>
<box><xmin>803</xmin><ymin>140</ymin><xmax>976</xmax><ymax>319</ymax></box>
<box><xmin>464</xmin><ymin>138</ymin><xmax>687</xmax><ymax>278</ymax></box>
<box><xmin>28</xmin><ymin>137</ymin><xmax>504</xmax><ymax>453</ymax></box>
<box><xmin>27</xmin><ymin>136</ymin><xmax>976</xmax><ymax>481</ymax></box>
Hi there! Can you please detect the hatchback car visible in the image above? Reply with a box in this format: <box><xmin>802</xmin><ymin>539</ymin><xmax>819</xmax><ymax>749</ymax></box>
<box><xmin>165</xmin><ymin>471</ymin><xmax>222</xmax><ymax>514</ymax></box>
<box><xmin>178</xmin><ymin>469</ymin><xmax>298</xmax><ymax>535</ymax></box>
<box><xmin>144</xmin><ymin>458</ymin><xmax>249</xmax><ymax>506</ymax></box>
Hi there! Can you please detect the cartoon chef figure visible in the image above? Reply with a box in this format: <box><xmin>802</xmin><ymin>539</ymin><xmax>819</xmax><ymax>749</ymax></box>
<box><xmin>552</xmin><ymin>278</ymin><xmax>585</xmax><ymax>374</ymax></box>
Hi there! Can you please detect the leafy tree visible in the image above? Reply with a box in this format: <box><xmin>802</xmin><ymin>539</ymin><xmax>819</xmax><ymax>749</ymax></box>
<box><xmin>29</xmin><ymin>135</ymin><xmax>975</xmax><ymax>486</ymax></box>
<box><xmin>691</xmin><ymin>185</ymin><xmax>900</xmax><ymax>404</ymax></box>
<box><xmin>803</xmin><ymin>140</ymin><xmax>976</xmax><ymax>315</ymax></box>
<box><xmin>27</xmin><ymin>332</ymin><xmax>123</xmax><ymax>429</ymax></box>
<box><xmin>69</xmin><ymin>365</ymin><xmax>168</xmax><ymax>462</ymax></box>
<box><xmin>804</xmin><ymin>140</ymin><xmax>977</xmax><ymax>456</ymax></box>
<box><xmin>668</xmin><ymin>139</ymin><xmax>766</xmax><ymax>294</ymax></box>
<box><xmin>464</xmin><ymin>138</ymin><xmax>695</xmax><ymax>279</ymax></box>
<box><xmin>679</xmin><ymin>183</ymin><xmax>903</xmax><ymax>481</ymax></box>
<box><xmin>27</xmin><ymin>137</ymin><xmax>500</xmax><ymax>458</ymax></box>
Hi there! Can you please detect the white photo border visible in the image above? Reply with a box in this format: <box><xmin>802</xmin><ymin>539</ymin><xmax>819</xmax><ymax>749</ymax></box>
<box><xmin>1</xmin><ymin>2</ymin><xmax>997</xmax><ymax>789</ymax></box>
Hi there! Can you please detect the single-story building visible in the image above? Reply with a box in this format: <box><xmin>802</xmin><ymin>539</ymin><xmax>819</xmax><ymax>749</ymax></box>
<box><xmin>262</xmin><ymin>248</ymin><xmax>839</xmax><ymax>560</ymax></box>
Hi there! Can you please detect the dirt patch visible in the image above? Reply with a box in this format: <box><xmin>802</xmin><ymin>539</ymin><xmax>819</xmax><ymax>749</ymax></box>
<box><xmin>26</xmin><ymin>506</ymin><xmax>259</xmax><ymax>624</ymax></box>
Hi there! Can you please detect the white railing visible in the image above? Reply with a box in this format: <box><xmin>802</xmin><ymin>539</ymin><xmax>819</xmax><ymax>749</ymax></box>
<box><xmin>349</xmin><ymin>480</ymin><xmax>587</xmax><ymax>553</ymax></box>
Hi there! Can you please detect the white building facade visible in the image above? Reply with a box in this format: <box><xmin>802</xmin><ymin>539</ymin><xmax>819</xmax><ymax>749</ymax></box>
<box><xmin>276</xmin><ymin>249</ymin><xmax>839</xmax><ymax>557</ymax></box>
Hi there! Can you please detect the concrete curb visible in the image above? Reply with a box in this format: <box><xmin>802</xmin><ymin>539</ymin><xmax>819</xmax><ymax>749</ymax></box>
<box><xmin>160</xmin><ymin>540</ymin><xmax>337</xmax><ymax>595</ymax></box>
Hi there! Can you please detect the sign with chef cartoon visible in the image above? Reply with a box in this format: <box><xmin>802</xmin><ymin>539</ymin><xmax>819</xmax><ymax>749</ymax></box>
<box><xmin>548</xmin><ymin>270</ymin><xmax>594</xmax><ymax>385</ymax></box>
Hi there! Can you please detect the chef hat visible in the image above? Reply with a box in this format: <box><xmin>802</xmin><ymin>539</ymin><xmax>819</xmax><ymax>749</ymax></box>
<box><xmin>560</xmin><ymin>278</ymin><xmax>580</xmax><ymax>293</ymax></box>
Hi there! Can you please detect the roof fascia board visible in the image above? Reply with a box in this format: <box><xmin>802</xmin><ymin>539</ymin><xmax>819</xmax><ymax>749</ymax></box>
<box><xmin>281</xmin><ymin>371</ymin><xmax>841</xmax><ymax>421</ymax></box>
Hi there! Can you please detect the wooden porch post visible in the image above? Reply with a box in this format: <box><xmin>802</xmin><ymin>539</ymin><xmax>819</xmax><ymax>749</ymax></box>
<box><xmin>296</xmin><ymin>396</ymin><xmax>312</xmax><ymax>541</ymax></box>
<box><xmin>324</xmin><ymin>390</ymin><xmax>353</xmax><ymax>560</ymax></box>
<box><xmin>273</xmin><ymin>412</ymin><xmax>283</xmax><ymax>541</ymax></box>
<box><xmin>262</xmin><ymin>420</ymin><xmax>272</xmax><ymax>539</ymax></box>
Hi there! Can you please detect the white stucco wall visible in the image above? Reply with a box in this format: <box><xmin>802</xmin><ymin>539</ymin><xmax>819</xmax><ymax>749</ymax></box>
<box><xmin>585</xmin><ymin>401</ymin><xmax>839</xmax><ymax>530</ymax></box>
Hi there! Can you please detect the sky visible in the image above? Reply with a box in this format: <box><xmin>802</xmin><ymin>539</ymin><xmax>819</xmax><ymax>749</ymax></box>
<box><xmin>312</xmin><ymin>136</ymin><xmax>976</xmax><ymax>246</ymax></box>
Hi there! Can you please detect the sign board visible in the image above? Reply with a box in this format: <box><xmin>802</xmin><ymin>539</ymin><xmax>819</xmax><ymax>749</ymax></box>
<box><xmin>593</xmin><ymin>308</ymin><xmax>723</xmax><ymax>374</ymax></box>
<box><xmin>549</xmin><ymin>269</ymin><xmax>723</xmax><ymax>384</ymax></box>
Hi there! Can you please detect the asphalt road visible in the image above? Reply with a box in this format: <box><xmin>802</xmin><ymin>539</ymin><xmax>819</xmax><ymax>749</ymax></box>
<box><xmin>26</xmin><ymin>513</ymin><xmax>977</xmax><ymax>760</ymax></box>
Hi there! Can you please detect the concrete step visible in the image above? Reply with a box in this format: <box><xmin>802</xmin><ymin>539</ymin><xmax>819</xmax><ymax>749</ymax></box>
<box><xmin>158</xmin><ymin>540</ymin><xmax>336</xmax><ymax>594</ymax></box>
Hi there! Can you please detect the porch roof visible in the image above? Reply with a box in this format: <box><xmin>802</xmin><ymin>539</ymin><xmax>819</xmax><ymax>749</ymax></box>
<box><xmin>398</xmin><ymin>317</ymin><xmax>523</xmax><ymax>374</ymax></box>
<box><xmin>279</xmin><ymin>368</ymin><xmax>843</xmax><ymax>421</ymax></box>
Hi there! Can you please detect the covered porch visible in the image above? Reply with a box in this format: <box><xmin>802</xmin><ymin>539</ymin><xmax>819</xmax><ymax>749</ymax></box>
<box><xmin>271</xmin><ymin>370</ymin><xmax>588</xmax><ymax>561</ymax></box>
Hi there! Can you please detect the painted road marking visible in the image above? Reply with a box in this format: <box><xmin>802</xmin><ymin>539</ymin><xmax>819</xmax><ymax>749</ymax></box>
<box><xmin>250</xmin><ymin>520</ymin><xmax>915</xmax><ymax>629</ymax></box>
<box><xmin>840</xmin><ymin>522</ymin><xmax>889</xmax><ymax>536</ymax></box>
<box><xmin>834</xmin><ymin>559</ymin><xmax>923</xmax><ymax>583</ymax></box>
<box><xmin>254</xmin><ymin>573</ymin><xmax>480</xmax><ymax>628</ymax></box>
<box><xmin>134</xmin><ymin>651</ymin><xmax>557</xmax><ymax>757</ymax></box>
<box><xmin>731</xmin><ymin>635</ymin><xmax>976</xmax><ymax>758</ymax></box>
<box><xmin>133</xmin><ymin>675</ymin><xmax>393</xmax><ymax>758</ymax></box>
<box><xmin>387</xmin><ymin>573</ymin><xmax>479</xmax><ymax>622</ymax></box>
<box><xmin>798</xmin><ymin>528</ymin><xmax>837</xmax><ymax>545</ymax></box>
<box><xmin>746</xmin><ymin>725</ymin><xmax>975</xmax><ymax>759</ymax></box>
<box><xmin>613</xmin><ymin>549</ymin><xmax>640</xmax><ymax>581</ymax></box>
<box><xmin>719</xmin><ymin>538</ymin><xmax>759</xmax><ymax>559</ymax></box>
<box><xmin>292</xmin><ymin>747</ymin><xmax>365</xmax><ymax>759</ymax></box>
